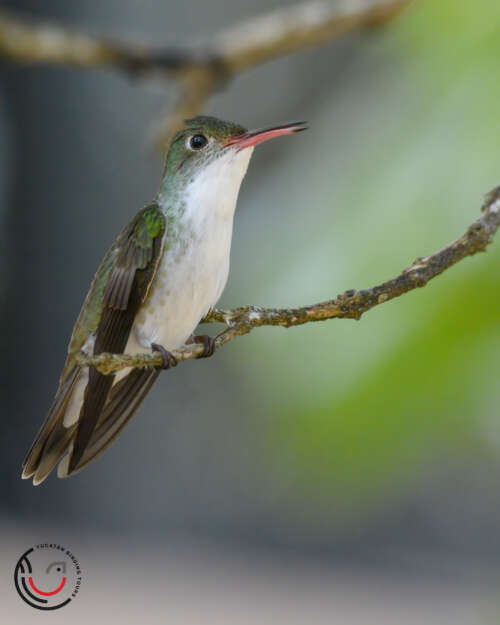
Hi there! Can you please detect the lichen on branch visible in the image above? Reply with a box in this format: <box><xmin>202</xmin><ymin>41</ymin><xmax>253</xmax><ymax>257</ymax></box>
<box><xmin>76</xmin><ymin>186</ymin><xmax>500</xmax><ymax>375</ymax></box>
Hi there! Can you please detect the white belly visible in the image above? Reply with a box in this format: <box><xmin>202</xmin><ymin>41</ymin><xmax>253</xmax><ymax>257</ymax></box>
<box><xmin>126</xmin><ymin>145</ymin><xmax>253</xmax><ymax>356</ymax></box>
<box><xmin>129</xmin><ymin>218</ymin><xmax>232</xmax><ymax>351</ymax></box>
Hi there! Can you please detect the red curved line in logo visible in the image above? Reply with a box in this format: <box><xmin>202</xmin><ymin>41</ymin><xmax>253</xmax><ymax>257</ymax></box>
<box><xmin>28</xmin><ymin>576</ymin><xmax>66</xmax><ymax>596</ymax></box>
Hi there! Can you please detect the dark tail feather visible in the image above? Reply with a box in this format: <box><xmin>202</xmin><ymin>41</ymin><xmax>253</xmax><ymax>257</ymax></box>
<box><xmin>22</xmin><ymin>367</ymin><xmax>80</xmax><ymax>483</ymax></box>
<box><xmin>58</xmin><ymin>368</ymin><xmax>160</xmax><ymax>478</ymax></box>
<box><xmin>68</xmin><ymin>367</ymin><xmax>115</xmax><ymax>473</ymax></box>
<box><xmin>30</xmin><ymin>420</ymin><xmax>77</xmax><ymax>485</ymax></box>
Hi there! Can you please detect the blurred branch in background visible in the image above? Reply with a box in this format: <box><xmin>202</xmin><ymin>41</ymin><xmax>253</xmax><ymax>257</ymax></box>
<box><xmin>0</xmin><ymin>0</ymin><xmax>412</xmax><ymax>147</ymax></box>
<box><xmin>76</xmin><ymin>187</ymin><xmax>500</xmax><ymax>374</ymax></box>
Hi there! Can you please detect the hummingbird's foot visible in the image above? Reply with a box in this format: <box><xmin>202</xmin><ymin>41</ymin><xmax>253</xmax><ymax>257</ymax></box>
<box><xmin>191</xmin><ymin>334</ymin><xmax>216</xmax><ymax>359</ymax></box>
<box><xmin>151</xmin><ymin>343</ymin><xmax>178</xmax><ymax>370</ymax></box>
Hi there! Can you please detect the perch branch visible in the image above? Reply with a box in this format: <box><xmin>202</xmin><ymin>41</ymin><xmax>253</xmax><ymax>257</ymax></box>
<box><xmin>0</xmin><ymin>0</ymin><xmax>413</xmax><ymax>146</ymax></box>
<box><xmin>76</xmin><ymin>186</ymin><xmax>500</xmax><ymax>375</ymax></box>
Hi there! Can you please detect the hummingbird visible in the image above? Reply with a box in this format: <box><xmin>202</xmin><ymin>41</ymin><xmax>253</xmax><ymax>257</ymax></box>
<box><xmin>22</xmin><ymin>115</ymin><xmax>307</xmax><ymax>485</ymax></box>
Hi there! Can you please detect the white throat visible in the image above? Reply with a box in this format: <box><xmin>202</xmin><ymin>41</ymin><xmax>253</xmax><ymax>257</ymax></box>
<box><xmin>127</xmin><ymin>146</ymin><xmax>255</xmax><ymax>355</ymax></box>
<box><xmin>181</xmin><ymin>145</ymin><xmax>254</xmax><ymax>222</ymax></box>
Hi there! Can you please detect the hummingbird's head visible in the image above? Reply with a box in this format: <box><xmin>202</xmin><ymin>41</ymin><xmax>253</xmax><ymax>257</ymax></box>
<box><xmin>161</xmin><ymin>115</ymin><xmax>307</xmax><ymax>185</ymax></box>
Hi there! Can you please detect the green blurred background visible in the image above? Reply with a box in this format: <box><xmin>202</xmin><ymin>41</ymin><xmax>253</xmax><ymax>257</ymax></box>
<box><xmin>229</xmin><ymin>0</ymin><xmax>500</xmax><ymax>531</ymax></box>
<box><xmin>1</xmin><ymin>0</ymin><xmax>500</xmax><ymax>622</ymax></box>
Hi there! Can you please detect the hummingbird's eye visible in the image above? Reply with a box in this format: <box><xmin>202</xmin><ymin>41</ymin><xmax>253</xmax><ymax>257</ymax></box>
<box><xmin>189</xmin><ymin>134</ymin><xmax>208</xmax><ymax>150</ymax></box>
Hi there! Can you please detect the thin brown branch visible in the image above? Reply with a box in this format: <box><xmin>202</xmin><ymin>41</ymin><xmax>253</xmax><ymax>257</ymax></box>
<box><xmin>76</xmin><ymin>186</ymin><xmax>500</xmax><ymax>375</ymax></box>
<box><xmin>0</xmin><ymin>1</ymin><xmax>413</xmax><ymax>147</ymax></box>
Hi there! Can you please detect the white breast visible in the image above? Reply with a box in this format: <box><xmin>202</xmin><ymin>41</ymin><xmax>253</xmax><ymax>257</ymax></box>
<box><xmin>127</xmin><ymin>146</ymin><xmax>254</xmax><ymax>355</ymax></box>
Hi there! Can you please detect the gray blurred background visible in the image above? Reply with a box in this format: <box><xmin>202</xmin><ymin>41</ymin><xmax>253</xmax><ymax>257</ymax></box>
<box><xmin>1</xmin><ymin>0</ymin><xmax>500</xmax><ymax>622</ymax></box>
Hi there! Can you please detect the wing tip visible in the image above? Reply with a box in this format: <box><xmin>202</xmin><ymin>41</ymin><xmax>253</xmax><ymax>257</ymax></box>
<box><xmin>21</xmin><ymin>465</ymin><xmax>48</xmax><ymax>486</ymax></box>
<box><xmin>32</xmin><ymin>474</ymin><xmax>46</xmax><ymax>487</ymax></box>
<box><xmin>21</xmin><ymin>467</ymin><xmax>34</xmax><ymax>480</ymax></box>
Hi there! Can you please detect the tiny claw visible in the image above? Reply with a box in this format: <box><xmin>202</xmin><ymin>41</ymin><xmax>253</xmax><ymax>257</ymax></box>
<box><xmin>151</xmin><ymin>343</ymin><xmax>178</xmax><ymax>370</ymax></box>
<box><xmin>193</xmin><ymin>334</ymin><xmax>216</xmax><ymax>359</ymax></box>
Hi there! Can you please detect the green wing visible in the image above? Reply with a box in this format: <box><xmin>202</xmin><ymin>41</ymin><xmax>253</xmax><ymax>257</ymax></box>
<box><xmin>69</xmin><ymin>202</ymin><xmax>166</xmax><ymax>472</ymax></box>
<box><xmin>22</xmin><ymin>203</ymin><xmax>166</xmax><ymax>483</ymax></box>
<box><xmin>67</xmin><ymin>202</ymin><xmax>165</xmax><ymax>363</ymax></box>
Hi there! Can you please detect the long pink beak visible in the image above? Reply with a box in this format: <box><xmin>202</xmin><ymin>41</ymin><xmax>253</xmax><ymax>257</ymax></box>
<box><xmin>225</xmin><ymin>121</ymin><xmax>307</xmax><ymax>151</ymax></box>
